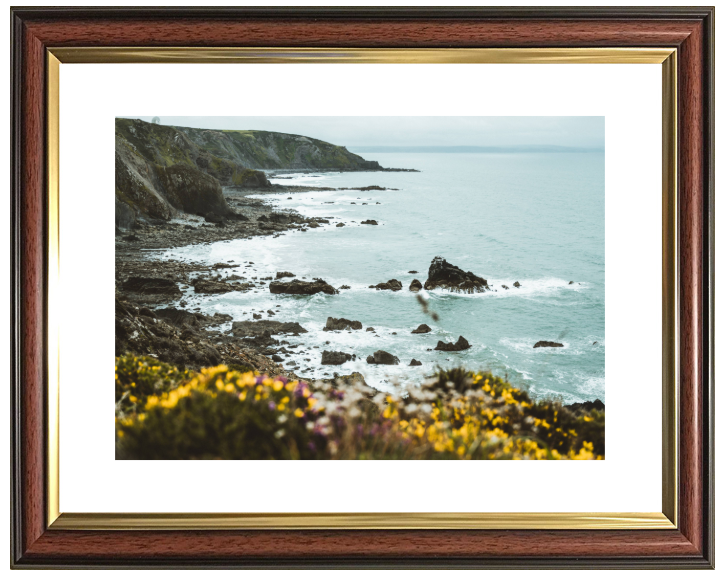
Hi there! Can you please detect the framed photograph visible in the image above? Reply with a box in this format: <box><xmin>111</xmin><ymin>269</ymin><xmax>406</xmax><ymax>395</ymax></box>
<box><xmin>11</xmin><ymin>7</ymin><xmax>713</xmax><ymax>568</ymax></box>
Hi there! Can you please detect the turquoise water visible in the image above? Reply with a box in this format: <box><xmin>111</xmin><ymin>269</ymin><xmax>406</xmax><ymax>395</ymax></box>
<box><xmin>161</xmin><ymin>152</ymin><xmax>604</xmax><ymax>402</ymax></box>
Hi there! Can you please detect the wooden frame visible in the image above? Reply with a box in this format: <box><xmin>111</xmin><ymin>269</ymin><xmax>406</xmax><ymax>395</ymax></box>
<box><xmin>10</xmin><ymin>7</ymin><xmax>713</xmax><ymax>568</ymax></box>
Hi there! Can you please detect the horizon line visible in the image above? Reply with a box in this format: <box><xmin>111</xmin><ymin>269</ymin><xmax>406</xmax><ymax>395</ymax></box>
<box><xmin>349</xmin><ymin>145</ymin><xmax>605</xmax><ymax>153</ymax></box>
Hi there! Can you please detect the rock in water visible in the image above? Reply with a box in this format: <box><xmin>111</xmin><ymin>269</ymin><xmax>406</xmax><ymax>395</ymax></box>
<box><xmin>192</xmin><ymin>278</ymin><xmax>251</xmax><ymax>294</ymax></box>
<box><xmin>232</xmin><ymin>320</ymin><xmax>308</xmax><ymax>337</ymax></box>
<box><xmin>423</xmin><ymin>257</ymin><xmax>489</xmax><ymax>293</ymax></box>
<box><xmin>409</xmin><ymin>279</ymin><xmax>423</xmax><ymax>292</ymax></box>
<box><xmin>275</xmin><ymin>271</ymin><xmax>295</xmax><ymax>279</ymax></box>
<box><xmin>323</xmin><ymin>317</ymin><xmax>363</xmax><ymax>331</ymax></box>
<box><xmin>513</xmin><ymin>281</ymin><xmax>521</xmax><ymax>288</ymax></box>
<box><xmin>373</xmin><ymin>279</ymin><xmax>402</xmax><ymax>291</ymax></box>
<box><xmin>365</xmin><ymin>350</ymin><xmax>400</xmax><ymax>365</ymax></box>
<box><xmin>434</xmin><ymin>336</ymin><xmax>471</xmax><ymax>351</ymax></box>
<box><xmin>411</xmin><ymin>324</ymin><xmax>431</xmax><ymax>334</ymax></box>
<box><xmin>409</xmin><ymin>359</ymin><xmax>422</xmax><ymax>366</ymax></box>
<box><xmin>269</xmin><ymin>279</ymin><xmax>339</xmax><ymax>295</ymax></box>
<box><xmin>321</xmin><ymin>350</ymin><xmax>355</xmax><ymax>365</ymax></box>
<box><xmin>533</xmin><ymin>340</ymin><xmax>564</xmax><ymax>348</ymax></box>
<box><xmin>361</xmin><ymin>219</ymin><xmax>378</xmax><ymax>225</ymax></box>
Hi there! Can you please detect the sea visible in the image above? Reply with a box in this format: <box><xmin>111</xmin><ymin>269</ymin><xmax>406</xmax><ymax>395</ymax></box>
<box><xmin>157</xmin><ymin>152</ymin><xmax>605</xmax><ymax>403</ymax></box>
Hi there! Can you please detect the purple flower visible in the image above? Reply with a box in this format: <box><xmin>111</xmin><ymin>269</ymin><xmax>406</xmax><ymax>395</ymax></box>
<box><xmin>255</xmin><ymin>376</ymin><xmax>265</xmax><ymax>385</ymax></box>
<box><xmin>268</xmin><ymin>401</ymin><xmax>276</xmax><ymax>411</ymax></box>
<box><xmin>276</xmin><ymin>376</ymin><xmax>288</xmax><ymax>384</ymax></box>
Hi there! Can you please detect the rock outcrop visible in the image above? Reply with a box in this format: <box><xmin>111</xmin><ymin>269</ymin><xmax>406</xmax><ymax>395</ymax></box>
<box><xmin>120</xmin><ymin>276</ymin><xmax>181</xmax><ymax>304</ymax></box>
<box><xmin>409</xmin><ymin>279</ymin><xmax>423</xmax><ymax>292</ymax></box>
<box><xmin>411</xmin><ymin>324</ymin><xmax>432</xmax><ymax>334</ymax></box>
<box><xmin>192</xmin><ymin>278</ymin><xmax>251</xmax><ymax>294</ymax></box>
<box><xmin>371</xmin><ymin>279</ymin><xmax>402</xmax><ymax>291</ymax></box>
<box><xmin>361</xmin><ymin>219</ymin><xmax>378</xmax><ymax>225</ymax></box>
<box><xmin>154</xmin><ymin>308</ymin><xmax>231</xmax><ymax>329</ymax></box>
<box><xmin>423</xmin><ymin>257</ymin><xmax>489</xmax><ymax>293</ymax></box>
<box><xmin>232</xmin><ymin>320</ymin><xmax>307</xmax><ymax>337</ymax></box>
<box><xmin>323</xmin><ymin>317</ymin><xmax>363</xmax><ymax>331</ymax></box>
<box><xmin>366</xmin><ymin>350</ymin><xmax>400</xmax><ymax>365</ymax></box>
<box><xmin>269</xmin><ymin>279</ymin><xmax>338</xmax><ymax>295</ymax></box>
<box><xmin>409</xmin><ymin>359</ymin><xmax>422</xmax><ymax>366</ymax></box>
<box><xmin>533</xmin><ymin>341</ymin><xmax>564</xmax><ymax>348</ymax></box>
<box><xmin>435</xmin><ymin>336</ymin><xmax>471</xmax><ymax>351</ymax></box>
<box><xmin>321</xmin><ymin>351</ymin><xmax>356</xmax><ymax>365</ymax></box>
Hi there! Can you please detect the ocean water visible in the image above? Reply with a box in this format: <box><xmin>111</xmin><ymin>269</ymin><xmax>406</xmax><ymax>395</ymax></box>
<box><xmin>158</xmin><ymin>152</ymin><xmax>605</xmax><ymax>403</ymax></box>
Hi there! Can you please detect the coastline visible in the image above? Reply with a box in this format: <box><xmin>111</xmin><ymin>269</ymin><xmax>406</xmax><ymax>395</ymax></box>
<box><xmin>115</xmin><ymin>180</ymin><xmax>383</xmax><ymax>384</ymax></box>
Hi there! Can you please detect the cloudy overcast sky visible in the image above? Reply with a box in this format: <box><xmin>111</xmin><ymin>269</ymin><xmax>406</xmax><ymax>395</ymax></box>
<box><xmin>123</xmin><ymin>116</ymin><xmax>604</xmax><ymax>149</ymax></box>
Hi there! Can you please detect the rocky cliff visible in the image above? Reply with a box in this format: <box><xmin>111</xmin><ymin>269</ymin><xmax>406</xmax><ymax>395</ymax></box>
<box><xmin>115</xmin><ymin>118</ymin><xmax>385</xmax><ymax>229</ymax></box>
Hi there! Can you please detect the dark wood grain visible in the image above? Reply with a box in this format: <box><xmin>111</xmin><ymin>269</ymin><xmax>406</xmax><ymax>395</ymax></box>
<box><xmin>10</xmin><ymin>7</ymin><xmax>714</xmax><ymax>568</ymax></box>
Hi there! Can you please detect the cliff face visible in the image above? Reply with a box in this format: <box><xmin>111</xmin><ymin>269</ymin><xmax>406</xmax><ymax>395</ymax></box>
<box><xmin>115</xmin><ymin>118</ymin><xmax>382</xmax><ymax>229</ymax></box>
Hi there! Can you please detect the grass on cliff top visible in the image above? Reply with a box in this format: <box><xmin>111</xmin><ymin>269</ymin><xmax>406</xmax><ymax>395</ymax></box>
<box><xmin>115</xmin><ymin>354</ymin><xmax>604</xmax><ymax>460</ymax></box>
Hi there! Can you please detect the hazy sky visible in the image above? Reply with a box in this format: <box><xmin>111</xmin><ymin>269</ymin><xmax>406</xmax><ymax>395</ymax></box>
<box><xmin>124</xmin><ymin>116</ymin><xmax>604</xmax><ymax>149</ymax></box>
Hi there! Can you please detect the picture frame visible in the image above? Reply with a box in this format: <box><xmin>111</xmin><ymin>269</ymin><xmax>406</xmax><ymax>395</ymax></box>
<box><xmin>10</xmin><ymin>7</ymin><xmax>713</xmax><ymax>568</ymax></box>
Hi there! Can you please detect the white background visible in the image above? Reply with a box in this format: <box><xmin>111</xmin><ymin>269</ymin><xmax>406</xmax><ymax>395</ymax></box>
<box><xmin>58</xmin><ymin>62</ymin><xmax>661</xmax><ymax>514</ymax></box>
<box><xmin>2</xmin><ymin>2</ymin><xmax>716</xmax><ymax>574</ymax></box>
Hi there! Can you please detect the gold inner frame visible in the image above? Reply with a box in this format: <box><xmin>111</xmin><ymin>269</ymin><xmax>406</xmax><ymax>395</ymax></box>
<box><xmin>45</xmin><ymin>47</ymin><xmax>678</xmax><ymax>530</ymax></box>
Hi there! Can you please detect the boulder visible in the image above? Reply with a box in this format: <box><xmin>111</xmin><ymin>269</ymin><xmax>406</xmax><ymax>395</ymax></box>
<box><xmin>513</xmin><ymin>281</ymin><xmax>521</xmax><ymax>288</ymax></box>
<box><xmin>275</xmin><ymin>271</ymin><xmax>295</xmax><ymax>279</ymax></box>
<box><xmin>423</xmin><ymin>257</ymin><xmax>489</xmax><ymax>293</ymax></box>
<box><xmin>232</xmin><ymin>320</ymin><xmax>308</xmax><ymax>337</ymax></box>
<box><xmin>411</xmin><ymin>324</ymin><xmax>431</xmax><ymax>334</ymax></box>
<box><xmin>336</xmin><ymin>223</ymin><xmax>345</xmax><ymax>228</ymax></box>
<box><xmin>409</xmin><ymin>359</ymin><xmax>422</xmax><ymax>366</ymax></box>
<box><xmin>269</xmin><ymin>279</ymin><xmax>338</xmax><ymax>295</ymax></box>
<box><xmin>409</xmin><ymin>279</ymin><xmax>423</xmax><ymax>292</ymax></box>
<box><xmin>501</xmin><ymin>285</ymin><xmax>509</xmax><ymax>290</ymax></box>
<box><xmin>321</xmin><ymin>350</ymin><xmax>356</xmax><ymax>365</ymax></box>
<box><xmin>323</xmin><ymin>317</ymin><xmax>363</xmax><ymax>331</ymax></box>
<box><xmin>373</xmin><ymin>279</ymin><xmax>402</xmax><ymax>291</ymax></box>
<box><xmin>533</xmin><ymin>340</ymin><xmax>564</xmax><ymax>348</ymax></box>
<box><xmin>361</xmin><ymin>219</ymin><xmax>378</xmax><ymax>225</ymax></box>
<box><xmin>435</xmin><ymin>336</ymin><xmax>471</xmax><ymax>351</ymax></box>
<box><xmin>366</xmin><ymin>350</ymin><xmax>400</xmax><ymax>365</ymax></box>
<box><xmin>339</xmin><ymin>285</ymin><xmax>351</xmax><ymax>290</ymax></box>
<box><xmin>408</xmin><ymin>270</ymin><xmax>418</xmax><ymax>274</ymax></box>
<box><xmin>231</xmin><ymin>168</ymin><xmax>271</xmax><ymax>189</ymax></box>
